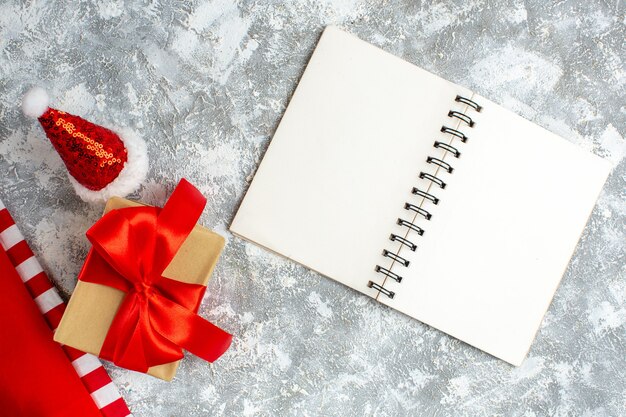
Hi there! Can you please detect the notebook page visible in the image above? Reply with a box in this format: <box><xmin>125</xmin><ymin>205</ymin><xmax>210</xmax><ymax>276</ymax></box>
<box><xmin>230</xmin><ymin>26</ymin><xmax>472</xmax><ymax>296</ymax></box>
<box><xmin>380</xmin><ymin>93</ymin><xmax>611</xmax><ymax>365</ymax></box>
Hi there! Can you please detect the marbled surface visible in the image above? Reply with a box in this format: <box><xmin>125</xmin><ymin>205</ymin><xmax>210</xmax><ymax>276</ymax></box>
<box><xmin>1</xmin><ymin>1</ymin><xmax>625</xmax><ymax>416</ymax></box>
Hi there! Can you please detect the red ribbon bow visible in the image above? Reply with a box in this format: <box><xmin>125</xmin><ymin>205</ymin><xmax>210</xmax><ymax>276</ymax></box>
<box><xmin>78</xmin><ymin>179</ymin><xmax>232</xmax><ymax>373</ymax></box>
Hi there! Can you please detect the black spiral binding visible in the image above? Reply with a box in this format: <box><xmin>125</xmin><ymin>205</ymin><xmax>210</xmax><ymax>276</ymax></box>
<box><xmin>448</xmin><ymin>111</ymin><xmax>474</xmax><ymax>127</ymax></box>
<box><xmin>382</xmin><ymin>249</ymin><xmax>409</xmax><ymax>267</ymax></box>
<box><xmin>404</xmin><ymin>202</ymin><xmax>432</xmax><ymax>220</ymax></box>
<box><xmin>369</xmin><ymin>95</ymin><xmax>481</xmax><ymax>299</ymax></box>
<box><xmin>427</xmin><ymin>157</ymin><xmax>454</xmax><ymax>173</ymax></box>
<box><xmin>455</xmin><ymin>95</ymin><xmax>482</xmax><ymax>112</ymax></box>
<box><xmin>412</xmin><ymin>187</ymin><xmax>439</xmax><ymax>204</ymax></box>
<box><xmin>440</xmin><ymin>127</ymin><xmax>467</xmax><ymax>143</ymax></box>
<box><xmin>375</xmin><ymin>265</ymin><xmax>403</xmax><ymax>282</ymax></box>
<box><xmin>397</xmin><ymin>218</ymin><xmax>424</xmax><ymax>235</ymax></box>
<box><xmin>390</xmin><ymin>234</ymin><xmax>417</xmax><ymax>251</ymax></box>
<box><xmin>367</xmin><ymin>281</ymin><xmax>395</xmax><ymax>298</ymax></box>
<box><xmin>434</xmin><ymin>141</ymin><xmax>461</xmax><ymax>158</ymax></box>
<box><xmin>419</xmin><ymin>172</ymin><xmax>446</xmax><ymax>189</ymax></box>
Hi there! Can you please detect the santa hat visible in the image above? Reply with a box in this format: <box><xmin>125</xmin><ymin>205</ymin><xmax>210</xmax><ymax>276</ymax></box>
<box><xmin>22</xmin><ymin>87</ymin><xmax>148</xmax><ymax>203</ymax></box>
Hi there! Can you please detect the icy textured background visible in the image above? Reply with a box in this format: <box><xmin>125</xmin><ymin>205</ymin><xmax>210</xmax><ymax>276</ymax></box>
<box><xmin>1</xmin><ymin>0</ymin><xmax>625</xmax><ymax>416</ymax></box>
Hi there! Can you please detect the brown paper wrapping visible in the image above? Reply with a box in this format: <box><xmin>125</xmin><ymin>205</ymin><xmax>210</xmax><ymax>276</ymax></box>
<box><xmin>54</xmin><ymin>197</ymin><xmax>225</xmax><ymax>381</ymax></box>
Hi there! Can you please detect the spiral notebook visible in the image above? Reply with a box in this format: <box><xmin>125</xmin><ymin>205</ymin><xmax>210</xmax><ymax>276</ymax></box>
<box><xmin>230</xmin><ymin>27</ymin><xmax>611</xmax><ymax>365</ymax></box>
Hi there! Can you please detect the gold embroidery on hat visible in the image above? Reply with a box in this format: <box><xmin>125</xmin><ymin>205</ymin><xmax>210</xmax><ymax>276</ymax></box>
<box><xmin>51</xmin><ymin>110</ymin><xmax>122</xmax><ymax>167</ymax></box>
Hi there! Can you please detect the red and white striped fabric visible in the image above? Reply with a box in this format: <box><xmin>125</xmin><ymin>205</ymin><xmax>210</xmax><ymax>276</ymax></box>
<box><xmin>0</xmin><ymin>199</ymin><xmax>132</xmax><ymax>417</ymax></box>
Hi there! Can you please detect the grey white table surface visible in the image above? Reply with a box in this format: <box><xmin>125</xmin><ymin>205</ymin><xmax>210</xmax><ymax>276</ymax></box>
<box><xmin>1</xmin><ymin>0</ymin><xmax>624</xmax><ymax>416</ymax></box>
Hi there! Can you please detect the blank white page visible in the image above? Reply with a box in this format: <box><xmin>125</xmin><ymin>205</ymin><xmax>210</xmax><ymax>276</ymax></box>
<box><xmin>230</xmin><ymin>27</ymin><xmax>611</xmax><ymax>365</ymax></box>
<box><xmin>381</xmin><ymin>92</ymin><xmax>611</xmax><ymax>365</ymax></box>
<box><xmin>231</xmin><ymin>26</ymin><xmax>471</xmax><ymax>297</ymax></box>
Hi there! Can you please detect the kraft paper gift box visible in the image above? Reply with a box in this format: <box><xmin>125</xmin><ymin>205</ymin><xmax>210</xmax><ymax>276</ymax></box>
<box><xmin>54</xmin><ymin>196</ymin><xmax>225</xmax><ymax>381</ymax></box>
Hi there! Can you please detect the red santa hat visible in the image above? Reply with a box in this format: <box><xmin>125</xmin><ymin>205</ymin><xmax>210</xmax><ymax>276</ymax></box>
<box><xmin>22</xmin><ymin>87</ymin><xmax>148</xmax><ymax>203</ymax></box>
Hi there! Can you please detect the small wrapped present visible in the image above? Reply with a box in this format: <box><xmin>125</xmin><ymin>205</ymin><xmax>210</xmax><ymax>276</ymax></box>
<box><xmin>54</xmin><ymin>179</ymin><xmax>233</xmax><ymax>381</ymax></box>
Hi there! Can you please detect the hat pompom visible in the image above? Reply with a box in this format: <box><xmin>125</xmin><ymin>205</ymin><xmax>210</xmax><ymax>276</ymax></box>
<box><xmin>22</xmin><ymin>87</ymin><xmax>49</xmax><ymax>118</ymax></box>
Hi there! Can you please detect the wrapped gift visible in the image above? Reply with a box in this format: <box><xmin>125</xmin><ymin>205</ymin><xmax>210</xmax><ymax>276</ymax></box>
<box><xmin>54</xmin><ymin>179</ymin><xmax>233</xmax><ymax>381</ymax></box>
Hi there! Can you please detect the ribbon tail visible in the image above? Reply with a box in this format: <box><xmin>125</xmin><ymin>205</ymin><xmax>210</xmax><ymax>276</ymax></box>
<box><xmin>151</xmin><ymin>295</ymin><xmax>233</xmax><ymax>363</ymax></box>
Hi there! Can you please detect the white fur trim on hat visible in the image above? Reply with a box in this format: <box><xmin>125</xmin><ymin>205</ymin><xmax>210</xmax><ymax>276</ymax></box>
<box><xmin>68</xmin><ymin>126</ymin><xmax>149</xmax><ymax>203</ymax></box>
<box><xmin>22</xmin><ymin>87</ymin><xmax>50</xmax><ymax>118</ymax></box>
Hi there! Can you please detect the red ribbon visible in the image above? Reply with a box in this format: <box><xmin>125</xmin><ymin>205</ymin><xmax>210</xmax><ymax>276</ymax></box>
<box><xmin>78</xmin><ymin>179</ymin><xmax>232</xmax><ymax>373</ymax></box>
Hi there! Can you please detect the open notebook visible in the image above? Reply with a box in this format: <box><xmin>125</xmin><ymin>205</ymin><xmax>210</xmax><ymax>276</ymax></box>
<box><xmin>230</xmin><ymin>26</ymin><xmax>611</xmax><ymax>365</ymax></box>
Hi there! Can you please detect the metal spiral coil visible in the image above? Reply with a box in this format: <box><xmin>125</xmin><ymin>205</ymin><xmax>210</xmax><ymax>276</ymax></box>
<box><xmin>369</xmin><ymin>95</ymin><xmax>482</xmax><ymax>298</ymax></box>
